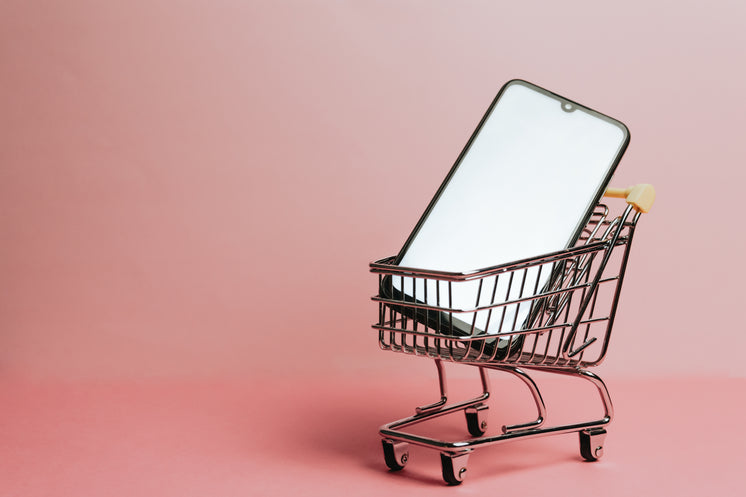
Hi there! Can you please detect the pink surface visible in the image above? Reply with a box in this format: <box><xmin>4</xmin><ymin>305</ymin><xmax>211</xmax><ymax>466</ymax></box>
<box><xmin>1</xmin><ymin>376</ymin><xmax>743</xmax><ymax>495</ymax></box>
<box><xmin>1</xmin><ymin>1</ymin><xmax>745</xmax><ymax>494</ymax></box>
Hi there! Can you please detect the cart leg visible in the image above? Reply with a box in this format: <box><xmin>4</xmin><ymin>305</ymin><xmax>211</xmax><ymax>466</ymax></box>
<box><xmin>576</xmin><ymin>368</ymin><xmax>614</xmax><ymax>423</ymax></box>
<box><xmin>382</xmin><ymin>439</ymin><xmax>410</xmax><ymax>471</ymax></box>
<box><xmin>492</xmin><ymin>366</ymin><xmax>547</xmax><ymax>433</ymax></box>
<box><xmin>440</xmin><ymin>451</ymin><xmax>471</xmax><ymax>485</ymax></box>
<box><xmin>415</xmin><ymin>359</ymin><xmax>448</xmax><ymax>414</ymax></box>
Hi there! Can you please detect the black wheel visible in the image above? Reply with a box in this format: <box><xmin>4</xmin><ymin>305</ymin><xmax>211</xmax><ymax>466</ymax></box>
<box><xmin>440</xmin><ymin>452</ymin><xmax>468</xmax><ymax>485</ymax></box>
<box><xmin>465</xmin><ymin>412</ymin><xmax>485</xmax><ymax>437</ymax></box>
<box><xmin>382</xmin><ymin>440</ymin><xmax>408</xmax><ymax>471</ymax></box>
<box><xmin>579</xmin><ymin>428</ymin><xmax>607</xmax><ymax>461</ymax></box>
<box><xmin>464</xmin><ymin>404</ymin><xmax>488</xmax><ymax>437</ymax></box>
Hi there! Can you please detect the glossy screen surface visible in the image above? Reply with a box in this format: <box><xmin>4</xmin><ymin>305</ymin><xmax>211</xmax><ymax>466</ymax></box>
<box><xmin>395</xmin><ymin>80</ymin><xmax>628</xmax><ymax>337</ymax></box>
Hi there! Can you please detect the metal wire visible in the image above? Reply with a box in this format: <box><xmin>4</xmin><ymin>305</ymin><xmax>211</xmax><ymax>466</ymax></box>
<box><xmin>371</xmin><ymin>203</ymin><xmax>637</xmax><ymax>369</ymax></box>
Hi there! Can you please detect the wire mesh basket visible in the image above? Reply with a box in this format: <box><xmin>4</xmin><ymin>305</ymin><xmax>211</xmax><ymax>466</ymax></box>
<box><xmin>372</xmin><ymin>202</ymin><xmax>636</xmax><ymax>369</ymax></box>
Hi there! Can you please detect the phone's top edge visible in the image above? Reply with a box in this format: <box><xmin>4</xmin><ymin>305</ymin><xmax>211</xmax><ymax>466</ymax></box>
<box><xmin>500</xmin><ymin>78</ymin><xmax>631</xmax><ymax>143</ymax></box>
<box><xmin>503</xmin><ymin>78</ymin><xmax>532</xmax><ymax>89</ymax></box>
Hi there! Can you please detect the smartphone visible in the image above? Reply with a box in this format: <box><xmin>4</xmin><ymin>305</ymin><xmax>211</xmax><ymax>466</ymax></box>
<box><xmin>383</xmin><ymin>79</ymin><xmax>630</xmax><ymax>356</ymax></box>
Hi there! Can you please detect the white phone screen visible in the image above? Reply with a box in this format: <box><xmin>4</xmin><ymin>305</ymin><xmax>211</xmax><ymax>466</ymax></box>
<box><xmin>395</xmin><ymin>80</ymin><xmax>628</xmax><ymax>337</ymax></box>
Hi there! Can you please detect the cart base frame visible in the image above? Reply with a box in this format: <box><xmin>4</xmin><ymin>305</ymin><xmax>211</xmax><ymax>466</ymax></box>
<box><xmin>380</xmin><ymin>359</ymin><xmax>613</xmax><ymax>484</ymax></box>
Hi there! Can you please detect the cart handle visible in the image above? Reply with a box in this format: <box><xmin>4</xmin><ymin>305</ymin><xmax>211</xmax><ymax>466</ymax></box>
<box><xmin>604</xmin><ymin>184</ymin><xmax>655</xmax><ymax>213</ymax></box>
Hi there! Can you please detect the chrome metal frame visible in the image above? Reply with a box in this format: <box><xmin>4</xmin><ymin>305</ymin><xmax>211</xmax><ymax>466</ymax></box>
<box><xmin>370</xmin><ymin>201</ymin><xmax>641</xmax><ymax>484</ymax></box>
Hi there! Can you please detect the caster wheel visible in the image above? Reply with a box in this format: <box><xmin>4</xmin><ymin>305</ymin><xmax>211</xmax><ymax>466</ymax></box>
<box><xmin>464</xmin><ymin>404</ymin><xmax>489</xmax><ymax>437</ymax></box>
<box><xmin>579</xmin><ymin>428</ymin><xmax>607</xmax><ymax>461</ymax></box>
<box><xmin>382</xmin><ymin>439</ymin><xmax>409</xmax><ymax>471</ymax></box>
<box><xmin>440</xmin><ymin>452</ymin><xmax>470</xmax><ymax>485</ymax></box>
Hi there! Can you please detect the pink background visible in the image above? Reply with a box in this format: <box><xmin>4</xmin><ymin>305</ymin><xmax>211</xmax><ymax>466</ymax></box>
<box><xmin>3</xmin><ymin>0</ymin><xmax>745</xmax><ymax>382</ymax></box>
<box><xmin>1</xmin><ymin>1</ymin><xmax>744</xmax><ymax>494</ymax></box>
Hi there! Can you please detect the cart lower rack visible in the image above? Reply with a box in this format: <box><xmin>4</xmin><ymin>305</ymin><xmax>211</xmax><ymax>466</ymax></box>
<box><xmin>369</xmin><ymin>184</ymin><xmax>654</xmax><ymax>484</ymax></box>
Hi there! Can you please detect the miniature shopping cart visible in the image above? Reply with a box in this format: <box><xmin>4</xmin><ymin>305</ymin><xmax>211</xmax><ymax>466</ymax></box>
<box><xmin>370</xmin><ymin>184</ymin><xmax>655</xmax><ymax>485</ymax></box>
